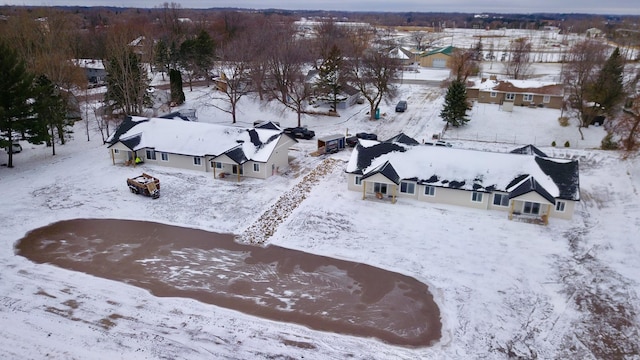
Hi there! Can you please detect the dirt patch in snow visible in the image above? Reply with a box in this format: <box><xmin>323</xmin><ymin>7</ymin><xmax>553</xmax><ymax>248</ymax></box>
<box><xmin>15</xmin><ymin>218</ymin><xmax>441</xmax><ymax>347</ymax></box>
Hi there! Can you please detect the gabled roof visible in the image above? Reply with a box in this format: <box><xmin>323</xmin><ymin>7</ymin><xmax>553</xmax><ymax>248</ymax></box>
<box><xmin>507</xmin><ymin>176</ymin><xmax>556</xmax><ymax>204</ymax></box>
<box><xmin>470</xmin><ymin>79</ymin><xmax>563</xmax><ymax>96</ymax></box>
<box><xmin>511</xmin><ymin>144</ymin><xmax>548</xmax><ymax>157</ymax></box>
<box><xmin>347</xmin><ymin>136</ymin><xmax>580</xmax><ymax>201</ymax></box>
<box><xmin>222</xmin><ymin>146</ymin><xmax>249</xmax><ymax>164</ymax></box>
<box><xmin>384</xmin><ymin>133</ymin><xmax>420</xmax><ymax>146</ymax></box>
<box><xmin>361</xmin><ymin>161</ymin><xmax>400</xmax><ymax>184</ymax></box>
<box><xmin>107</xmin><ymin>116</ymin><xmax>294</xmax><ymax>163</ymax></box>
<box><xmin>422</xmin><ymin>46</ymin><xmax>454</xmax><ymax>57</ymax></box>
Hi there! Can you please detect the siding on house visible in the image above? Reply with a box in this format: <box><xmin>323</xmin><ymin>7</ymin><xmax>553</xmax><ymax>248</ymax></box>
<box><xmin>468</xmin><ymin>79</ymin><xmax>564</xmax><ymax>109</ymax></box>
<box><xmin>107</xmin><ymin>117</ymin><xmax>296</xmax><ymax>180</ymax></box>
<box><xmin>345</xmin><ymin>136</ymin><xmax>580</xmax><ymax>222</ymax></box>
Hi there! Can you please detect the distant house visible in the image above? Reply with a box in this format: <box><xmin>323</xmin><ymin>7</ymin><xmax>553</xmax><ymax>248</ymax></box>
<box><xmin>345</xmin><ymin>136</ymin><xmax>580</xmax><ymax>223</ymax></box>
<box><xmin>419</xmin><ymin>46</ymin><xmax>454</xmax><ymax>68</ymax></box>
<box><xmin>73</xmin><ymin>59</ymin><xmax>107</xmax><ymax>84</ymax></box>
<box><xmin>585</xmin><ymin>28</ymin><xmax>603</xmax><ymax>38</ymax></box>
<box><xmin>467</xmin><ymin>78</ymin><xmax>564</xmax><ymax>109</ymax></box>
<box><xmin>107</xmin><ymin>117</ymin><xmax>297</xmax><ymax>181</ymax></box>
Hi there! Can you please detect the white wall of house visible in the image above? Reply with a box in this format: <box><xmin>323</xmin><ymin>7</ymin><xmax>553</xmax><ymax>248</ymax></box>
<box><xmin>347</xmin><ymin>173</ymin><xmax>575</xmax><ymax>219</ymax></box>
<box><xmin>144</xmin><ymin>149</ymin><xmax>211</xmax><ymax>172</ymax></box>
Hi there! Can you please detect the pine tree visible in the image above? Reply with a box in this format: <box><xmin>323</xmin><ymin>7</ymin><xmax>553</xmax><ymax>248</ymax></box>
<box><xmin>0</xmin><ymin>42</ymin><xmax>34</xmax><ymax>168</ymax></box>
<box><xmin>589</xmin><ymin>47</ymin><xmax>625</xmax><ymax>117</ymax></box>
<box><xmin>316</xmin><ymin>45</ymin><xmax>343</xmax><ymax>112</ymax></box>
<box><xmin>169</xmin><ymin>68</ymin><xmax>185</xmax><ymax>105</ymax></box>
<box><xmin>32</xmin><ymin>75</ymin><xmax>70</xmax><ymax>155</ymax></box>
<box><xmin>440</xmin><ymin>80</ymin><xmax>470</xmax><ymax>127</ymax></box>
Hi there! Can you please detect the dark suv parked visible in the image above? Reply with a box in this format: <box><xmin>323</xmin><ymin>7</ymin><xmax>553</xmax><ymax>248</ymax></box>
<box><xmin>283</xmin><ymin>127</ymin><xmax>315</xmax><ymax>139</ymax></box>
<box><xmin>395</xmin><ymin>100</ymin><xmax>408</xmax><ymax>112</ymax></box>
<box><xmin>346</xmin><ymin>132</ymin><xmax>378</xmax><ymax>147</ymax></box>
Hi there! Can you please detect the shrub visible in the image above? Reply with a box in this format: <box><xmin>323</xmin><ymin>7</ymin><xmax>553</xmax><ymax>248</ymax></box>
<box><xmin>600</xmin><ymin>133</ymin><xmax>619</xmax><ymax>150</ymax></box>
<box><xmin>558</xmin><ymin>117</ymin><xmax>570</xmax><ymax>127</ymax></box>
<box><xmin>551</xmin><ymin>140</ymin><xmax>556</xmax><ymax>147</ymax></box>
<box><xmin>564</xmin><ymin>141</ymin><xmax>570</xmax><ymax>148</ymax></box>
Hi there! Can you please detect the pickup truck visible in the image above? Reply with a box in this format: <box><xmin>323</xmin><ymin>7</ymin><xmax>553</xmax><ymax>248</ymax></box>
<box><xmin>283</xmin><ymin>126</ymin><xmax>315</xmax><ymax>140</ymax></box>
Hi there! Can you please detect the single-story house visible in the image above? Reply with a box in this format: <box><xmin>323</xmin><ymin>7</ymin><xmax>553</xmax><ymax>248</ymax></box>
<box><xmin>345</xmin><ymin>135</ymin><xmax>580</xmax><ymax>223</ymax></box>
<box><xmin>419</xmin><ymin>46</ymin><xmax>454</xmax><ymax>68</ymax></box>
<box><xmin>467</xmin><ymin>77</ymin><xmax>564</xmax><ymax>109</ymax></box>
<box><xmin>106</xmin><ymin>117</ymin><xmax>297</xmax><ymax>181</ymax></box>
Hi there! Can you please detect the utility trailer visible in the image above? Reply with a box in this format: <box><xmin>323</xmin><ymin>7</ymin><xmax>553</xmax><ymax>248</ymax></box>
<box><xmin>127</xmin><ymin>173</ymin><xmax>160</xmax><ymax>199</ymax></box>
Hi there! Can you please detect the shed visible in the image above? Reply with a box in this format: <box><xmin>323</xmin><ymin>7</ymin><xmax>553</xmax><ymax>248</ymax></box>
<box><xmin>317</xmin><ymin>134</ymin><xmax>346</xmax><ymax>154</ymax></box>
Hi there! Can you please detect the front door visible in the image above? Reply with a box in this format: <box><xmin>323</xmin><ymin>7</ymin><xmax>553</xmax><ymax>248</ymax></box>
<box><xmin>232</xmin><ymin>165</ymin><xmax>243</xmax><ymax>175</ymax></box>
<box><xmin>373</xmin><ymin>182</ymin><xmax>388</xmax><ymax>195</ymax></box>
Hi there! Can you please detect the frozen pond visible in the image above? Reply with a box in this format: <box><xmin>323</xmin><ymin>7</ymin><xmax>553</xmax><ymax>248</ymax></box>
<box><xmin>15</xmin><ymin>218</ymin><xmax>441</xmax><ymax>346</ymax></box>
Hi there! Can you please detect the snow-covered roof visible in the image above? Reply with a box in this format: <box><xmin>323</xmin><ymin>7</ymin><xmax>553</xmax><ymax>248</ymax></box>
<box><xmin>107</xmin><ymin>116</ymin><xmax>294</xmax><ymax>163</ymax></box>
<box><xmin>72</xmin><ymin>59</ymin><xmax>105</xmax><ymax>70</ymax></box>
<box><xmin>346</xmin><ymin>137</ymin><xmax>580</xmax><ymax>201</ymax></box>
<box><xmin>469</xmin><ymin>78</ymin><xmax>563</xmax><ymax>96</ymax></box>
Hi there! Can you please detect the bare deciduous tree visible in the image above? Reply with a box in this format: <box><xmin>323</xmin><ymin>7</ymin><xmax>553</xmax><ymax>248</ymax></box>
<box><xmin>563</xmin><ymin>39</ymin><xmax>608</xmax><ymax>138</ymax></box>
<box><xmin>211</xmin><ymin>35</ymin><xmax>255</xmax><ymax>124</ymax></box>
<box><xmin>449</xmin><ymin>48</ymin><xmax>479</xmax><ymax>82</ymax></box>
<box><xmin>411</xmin><ymin>31</ymin><xmax>426</xmax><ymax>51</ymax></box>
<box><xmin>504</xmin><ymin>37</ymin><xmax>532</xmax><ymax>80</ymax></box>
<box><xmin>345</xmin><ymin>45</ymin><xmax>401</xmax><ymax>120</ymax></box>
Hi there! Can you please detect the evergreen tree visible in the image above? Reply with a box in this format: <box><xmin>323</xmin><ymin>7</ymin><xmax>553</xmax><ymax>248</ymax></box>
<box><xmin>169</xmin><ymin>68</ymin><xmax>186</xmax><ymax>105</ymax></box>
<box><xmin>589</xmin><ymin>47</ymin><xmax>625</xmax><ymax>117</ymax></box>
<box><xmin>316</xmin><ymin>45</ymin><xmax>343</xmax><ymax>112</ymax></box>
<box><xmin>0</xmin><ymin>42</ymin><xmax>34</xmax><ymax>168</ymax></box>
<box><xmin>105</xmin><ymin>50</ymin><xmax>149</xmax><ymax>115</ymax></box>
<box><xmin>32</xmin><ymin>75</ymin><xmax>70</xmax><ymax>155</ymax></box>
<box><xmin>440</xmin><ymin>80</ymin><xmax>470</xmax><ymax>127</ymax></box>
<box><xmin>154</xmin><ymin>39</ymin><xmax>170</xmax><ymax>81</ymax></box>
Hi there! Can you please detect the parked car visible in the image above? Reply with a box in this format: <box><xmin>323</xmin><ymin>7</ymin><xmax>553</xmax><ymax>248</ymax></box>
<box><xmin>283</xmin><ymin>126</ymin><xmax>315</xmax><ymax>140</ymax></box>
<box><xmin>395</xmin><ymin>100</ymin><xmax>408</xmax><ymax>112</ymax></box>
<box><xmin>346</xmin><ymin>132</ymin><xmax>378</xmax><ymax>147</ymax></box>
<box><xmin>424</xmin><ymin>140</ymin><xmax>453</xmax><ymax>147</ymax></box>
<box><xmin>4</xmin><ymin>142</ymin><xmax>22</xmax><ymax>153</ymax></box>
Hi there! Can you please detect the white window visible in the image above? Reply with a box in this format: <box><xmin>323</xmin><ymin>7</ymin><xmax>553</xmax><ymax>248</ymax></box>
<box><xmin>161</xmin><ymin>152</ymin><xmax>169</xmax><ymax>161</ymax></box>
<box><xmin>471</xmin><ymin>191</ymin><xmax>483</xmax><ymax>203</ymax></box>
<box><xmin>555</xmin><ymin>201</ymin><xmax>566</xmax><ymax>212</ymax></box>
<box><xmin>523</xmin><ymin>94</ymin><xmax>534</xmax><ymax>102</ymax></box>
<box><xmin>215</xmin><ymin>162</ymin><xmax>223</xmax><ymax>169</ymax></box>
<box><xmin>490</xmin><ymin>92</ymin><xmax>497</xmax><ymax>98</ymax></box>
<box><xmin>193</xmin><ymin>157</ymin><xmax>202</xmax><ymax>166</ymax></box>
<box><xmin>424</xmin><ymin>185</ymin><xmax>435</xmax><ymax>196</ymax></box>
<box><xmin>543</xmin><ymin>95</ymin><xmax>551</xmax><ymax>103</ymax></box>
<box><xmin>493</xmin><ymin>193</ymin><xmax>509</xmax><ymax>207</ymax></box>
<box><xmin>505</xmin><ymin>93</ymin><xmax>515</xmax><ymax>101</ymax></box>
<box><xmin>253</xmin><ymin>163</ymin><xmax>260</xmax><ymax>172</ymax></box>
<box><xmin>400</xmin><ymin>181</ymin><xmax>415</xmax><ymax>194</ymax></box>
<box><xmin>373</xmin><ymin>182</ymin><xmax>387</xmax><ymax>194</ymax></box>
<box><xmin>113</xmin><ymin>149</ymin><xmax>119</xmax><ymax>154</ymax></box>
<box><xmin>354</xmin><ymin>176</ymin><xmax>362</xmax><ymax>186</ymax></box>
<box><xmin>523</xmin><ymin>201</ymin><xmax>540</xmax><ymax>215</ymax></box>
<box><xmin>146</xmin><ymin>149</ymin><xmax>156</xmax><ymax>160</ymax></box>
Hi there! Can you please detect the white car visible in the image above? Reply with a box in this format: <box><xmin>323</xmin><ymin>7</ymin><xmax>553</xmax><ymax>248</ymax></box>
<box><xmin>5</xmin><ymin>143</ymin><xmax>22</xmax><ymax>153</ymax></box>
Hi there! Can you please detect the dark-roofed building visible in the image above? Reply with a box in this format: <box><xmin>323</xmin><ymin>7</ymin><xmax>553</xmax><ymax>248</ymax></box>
<box><xmin>106</xmin><ymin>116</ymin><xmax>297</xmax><ymax>181</ymax></box>
<box><xmin>346</xmin><ymin>135</ymin><xmax>579</xmax><ymax>223</ymax></box>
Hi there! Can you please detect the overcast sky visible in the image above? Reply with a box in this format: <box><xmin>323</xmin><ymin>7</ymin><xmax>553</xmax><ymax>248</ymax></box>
<box><xmin>2</xmin><ymin>0</ymin><xmax>639</xmax><ymax>15</ymax></box>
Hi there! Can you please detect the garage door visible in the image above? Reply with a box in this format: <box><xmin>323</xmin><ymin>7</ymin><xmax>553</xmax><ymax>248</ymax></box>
<box><xmin>432</xmin><ymin>58</ymin><xmax>447</xmax><ymax>68</ymax></box>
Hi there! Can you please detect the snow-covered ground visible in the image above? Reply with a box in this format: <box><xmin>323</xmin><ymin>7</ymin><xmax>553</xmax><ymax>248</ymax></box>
<box><xmin>1</xmin><ymin>61</ymin><xmax>639</xmax><ymax>359</ymax></box>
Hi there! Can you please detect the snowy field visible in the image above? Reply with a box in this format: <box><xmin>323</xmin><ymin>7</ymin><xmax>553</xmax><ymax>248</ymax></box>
<box><xmin>1</xmin><ymin>61</ymin><xmax>639</xmax><ymax>359</ymax></box>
